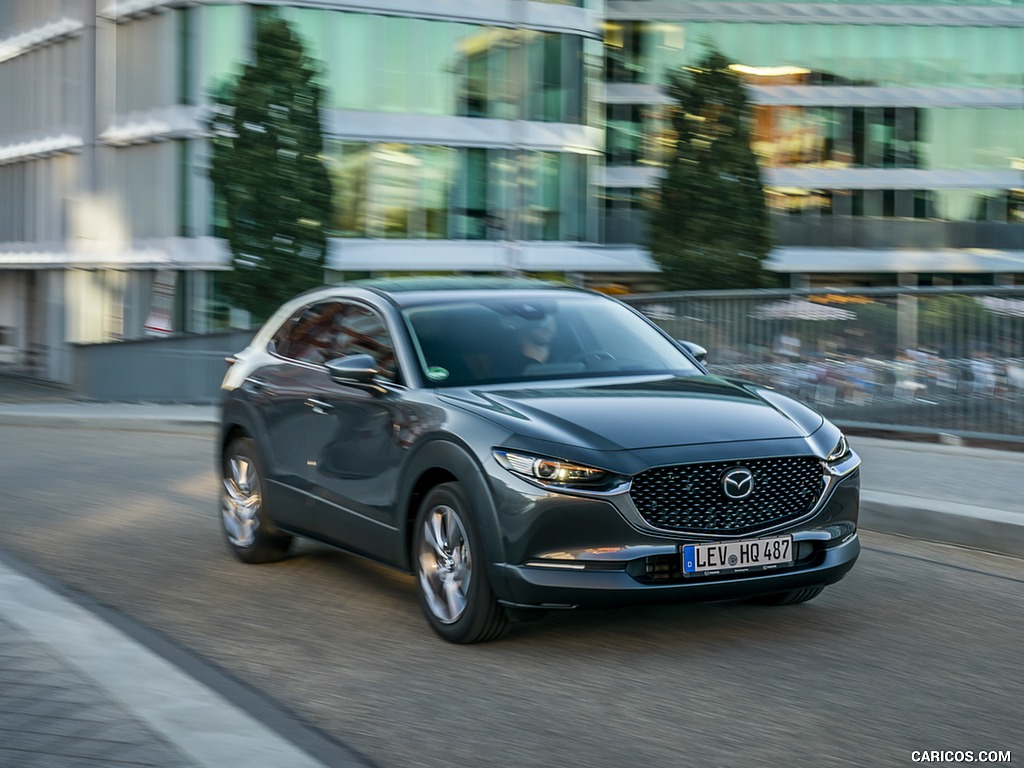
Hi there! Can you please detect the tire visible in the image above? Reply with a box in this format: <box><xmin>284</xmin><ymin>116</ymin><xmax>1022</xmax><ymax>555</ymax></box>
<box><xmin>221</xmin><ymin>437</ymin><xmax>292</xmax><ymax>564</ymax></box>
<box><xmin>748</xmin><ymin>586</ymin><xmax>825</xmax><ymax>606</ymax></box>
<box><xmin>413</xmin><ymin>482</ymin><xmax>509</xmax><ymax>644</ymax></box>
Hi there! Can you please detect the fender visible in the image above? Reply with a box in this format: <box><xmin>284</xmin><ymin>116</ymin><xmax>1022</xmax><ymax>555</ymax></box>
<box><xmin>218</xmin><ymin>393</ymin><xmax>292</xmax><ymax>510</ymax></box>
<box><xmin>397</xmin><ymin>437</ymin><xmax>511</xmax><ymax>600</ymax></box>
<box><xmin>219</xmin><ymin>394</ymin><xmax>273</xmax><ymax>459</ymax></box>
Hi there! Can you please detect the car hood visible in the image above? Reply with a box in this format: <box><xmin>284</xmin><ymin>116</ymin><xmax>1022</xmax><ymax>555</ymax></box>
<box><xmin>441</xmin><ymin>375</ymin><xmax>824</xmax><ymax>451</ymax></box>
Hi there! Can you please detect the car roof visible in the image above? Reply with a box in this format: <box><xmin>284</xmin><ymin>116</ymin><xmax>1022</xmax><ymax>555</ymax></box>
<box><xmin>349</xmin><ymin>276</ymin><xmax>588</xmax><ymax>307</ymax></box>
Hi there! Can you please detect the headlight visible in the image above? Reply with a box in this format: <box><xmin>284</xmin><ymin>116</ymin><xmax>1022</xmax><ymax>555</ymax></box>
<box><xmin>493</xmin><ymin>450</ymin><xmax>626</xmax><ymax>493</ymax></box>
<box><xmin>826</xmin><ymin>435</ymin><xmax>851</xmax><ymax>464</ymax></box>
<box><xmin>824</xmin><ymin>434</ymin><xmax>859</xmax><ymax>476</ymax></box>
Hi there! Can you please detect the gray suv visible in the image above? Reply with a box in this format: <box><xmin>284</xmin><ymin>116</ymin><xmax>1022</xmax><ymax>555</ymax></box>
<box><xmin>219</xmin><ymin>278</ymin><xmax>861</xmax><ymax>643</ymax></box>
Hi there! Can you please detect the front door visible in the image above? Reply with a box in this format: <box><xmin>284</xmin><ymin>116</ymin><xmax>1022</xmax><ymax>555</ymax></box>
<box><xmin>301</xmin><ymin>301</ymin><xmax>406</xmax><ymax>561</ymax></box>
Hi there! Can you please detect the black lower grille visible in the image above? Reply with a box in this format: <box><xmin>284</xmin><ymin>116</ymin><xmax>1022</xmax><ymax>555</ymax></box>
<box><xmin>629</xmin><ymin>456</ymin><xmax>825</xmax><ymax>536</ymax></box>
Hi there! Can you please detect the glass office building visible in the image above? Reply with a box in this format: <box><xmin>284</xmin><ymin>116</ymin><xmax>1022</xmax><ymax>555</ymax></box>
<box><xmin>602</xmin><ymin>0</ymin><xmax>1024</xmax><ymax>286</ymax></box>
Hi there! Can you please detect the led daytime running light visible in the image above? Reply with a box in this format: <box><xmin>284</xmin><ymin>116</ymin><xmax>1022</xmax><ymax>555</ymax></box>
<box><xmin>497</xmin><ymin>451</ymin><xmax>608</xmax><ymax>486</ymax></box>
<box><xmin>826</xmin><ymin>435</ymin><xmax>850</xmax><ymax>464</ymax></box>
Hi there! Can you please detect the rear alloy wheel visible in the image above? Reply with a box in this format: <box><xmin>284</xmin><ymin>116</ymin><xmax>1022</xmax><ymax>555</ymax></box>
<box><xmin>221</xmin><ymin>437</ymin><xmax>292</xmax><ymax>564</ymax></box>
<box><xmin>748</xmin><ymin>586</ymin><xmax>825</xmax><ymax>606</ymax></box>
<box><xmin>414</xmin><ymin>482</ymin><xmax>508</xmax><ymax>643</ymax></box>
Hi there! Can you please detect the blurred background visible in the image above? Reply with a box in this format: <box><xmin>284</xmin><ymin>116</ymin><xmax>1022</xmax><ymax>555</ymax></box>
<box><xmin>0</xmin><ymin>0</ymin><xmax>1021</xmax><ymax>436</ymax></box>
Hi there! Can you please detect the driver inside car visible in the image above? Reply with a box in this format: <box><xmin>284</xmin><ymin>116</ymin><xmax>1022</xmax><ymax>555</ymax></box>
<box><xmin>516</xmin><ymin>314</ymin><xmax>557</xmax><ymax>368</ymax></box>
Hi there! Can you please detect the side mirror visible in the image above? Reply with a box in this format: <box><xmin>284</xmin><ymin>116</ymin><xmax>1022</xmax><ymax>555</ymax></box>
<box><xmin>678</xmin><ymin>340</ymin><xmax>708</xmax><ymax>364</ymax></box>
<box><xmin>325</xmin><ymin>354</ymin><xmax>383</xmax><ymax>392</ymax></box>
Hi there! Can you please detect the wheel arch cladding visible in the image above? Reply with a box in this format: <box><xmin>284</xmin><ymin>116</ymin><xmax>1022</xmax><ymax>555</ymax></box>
<box><xmin>398</xmin><ymin>439</ymin><xmax>509</xmax><ymax>595</ymax></box>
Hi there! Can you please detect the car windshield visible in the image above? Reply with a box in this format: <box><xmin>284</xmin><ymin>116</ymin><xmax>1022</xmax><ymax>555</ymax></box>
<box><xmin>402</xmin><ymin>293</ymin><xmax>703</xmax><ymax>387</ymax></box>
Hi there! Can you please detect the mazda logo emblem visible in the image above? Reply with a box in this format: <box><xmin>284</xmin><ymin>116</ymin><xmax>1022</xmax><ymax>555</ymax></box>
<box><xmin>721</xmin><ymin>467</ymin><xmax>755</xmax><ymax>500</ymax></box>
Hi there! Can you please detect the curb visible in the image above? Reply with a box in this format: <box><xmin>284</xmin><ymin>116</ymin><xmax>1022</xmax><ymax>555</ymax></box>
<box><xmin>860</xmin><ymin>490</ymin><xmax>1024</xmax><ymax>559</ymax></box>
<box><xmin>0</xmin><ymin>409</ymin><xmax>217</xmax><ymax>435</ymax></box>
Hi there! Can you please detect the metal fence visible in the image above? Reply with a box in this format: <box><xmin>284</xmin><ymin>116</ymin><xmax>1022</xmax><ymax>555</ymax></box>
<box><xmin>622</xmin><ymin>286</ymin><xmax>1024</xmax><ymax>443</ymax></box>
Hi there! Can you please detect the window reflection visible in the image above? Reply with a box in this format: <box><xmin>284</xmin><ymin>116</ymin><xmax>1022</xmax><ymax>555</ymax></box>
<box><xmin>329</xmin><ymin>142</ymin><xmax>368</xmax><ymax>237</ymax></box>
<box><xmin>751</xmin><ymin>106</ymin><xmax>927</xmax><ymax>169</ymax></box>
<box><xmin>601</xmin><ymin>188</ymin><xmax>649</xmax><ymax>245</ymax></box>
<box><xmin>417</xmin><ymin>147</ymin><xmax>456</xmax><ymax>239</ymax></box>
<box><xmin>606</xmin><ymin>104</ymin><xmax>671</xmax><ymax>166</ymax></box>
<box><xmin>372</xmin><ymin>144</ymin><xmax>415</xmax><ymax>238</ymax></box>
<box><xmin>747</xmin><ymin>107</ymin><xmax>1023</xmax><ymax>171</ymax></box>
<box><xmin>326</xmin><ymin>143</ymin><xmax>594</xmax><ymax>242</ymax></box>
<box><xmin>768</xmin><ymin>188</ymin><xmax>1024</xmax><ymax>249</ymax></box>
<box><xmin>332</xmin><ymin>12</ymin><xmax>368</xmax><ymax>110</ymax></box>
<box><xmin>602</xmin><ymin>20</ymin><xmax>1024</xmax><ymax>89</ymax></box>
<box><xmin>203</xmin><ymin>4</ymin><xmax>248</xmax><ymax>100</ymax></box>
<box><xmin>201</xmin><ymin>7</ymin><xmax>588</xmax><ymax>123</ymax></box>
<box><xmin>374</xmin><ymin>15</ymin><xmax>409</xmax><ymax>113</ymax></box>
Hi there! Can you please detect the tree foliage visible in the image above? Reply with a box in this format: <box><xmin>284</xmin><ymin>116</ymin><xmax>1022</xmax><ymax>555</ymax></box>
<box><xmin>208</xmin><ymin>17</ymin><xmax>332</xmax><ymax>322</ymax></box>
<box><xmin>649</xmin><ymin>48</ymin><xmax>773</xmax><ymax>290</ymax></box>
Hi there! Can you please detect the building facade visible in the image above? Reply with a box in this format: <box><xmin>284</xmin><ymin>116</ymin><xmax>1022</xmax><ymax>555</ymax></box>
<box><xmin>1</xmin><ymin>0</ymin><xmax>1022</xmax><ymax>381</ymax></box>
<box><xmin>602</xmin><ymin>0</ymin><xmax>1024</xmax><ymax>287</ymax></box>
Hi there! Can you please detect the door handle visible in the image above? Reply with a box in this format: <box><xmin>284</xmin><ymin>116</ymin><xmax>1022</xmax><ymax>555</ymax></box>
<box><xmin>305</xmin><ymin>397</ymin><xmax>334</xmax><ymax>415</ymax></box>
<box><xmin>246</xmin><ymin>377</ymin><xmax>271</xmax><ymax>393</ymax></box>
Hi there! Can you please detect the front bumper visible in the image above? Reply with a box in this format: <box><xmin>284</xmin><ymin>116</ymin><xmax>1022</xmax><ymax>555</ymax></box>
<box><xmin>497</xmin><ymin>533</ymin><xmax>860</xmax><ymax>609</ymax></box>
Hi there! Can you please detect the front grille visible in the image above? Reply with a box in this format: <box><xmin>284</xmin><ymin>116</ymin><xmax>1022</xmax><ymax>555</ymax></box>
<box><xmin>629</xmin><ymin>457</ymin><xmax>825</xmax><ymax>536</ymax></box>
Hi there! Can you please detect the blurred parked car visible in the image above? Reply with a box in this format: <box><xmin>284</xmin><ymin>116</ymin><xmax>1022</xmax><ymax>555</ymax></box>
<box><xmin>218</xmin><ymin>278</ymin><xmax>861</xmax><ymax>643</ymax></box>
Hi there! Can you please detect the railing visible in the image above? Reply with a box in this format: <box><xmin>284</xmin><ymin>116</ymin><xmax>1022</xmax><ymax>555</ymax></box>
<box><xmin>622</xmin><ymin>286</ymin><xmax>1024</xmax><ymax>443</ymax></box>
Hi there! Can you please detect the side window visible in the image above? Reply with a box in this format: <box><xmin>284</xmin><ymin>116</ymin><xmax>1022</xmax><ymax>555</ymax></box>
<box><xmin>270</xmin><ymin>301</ymin><xmax>399</xmax><ymax>383</ymax></box>
<box><xmin>271</xmin><ymin>302</ymin><xmax>343</xmax><ymax>364</ymax></box>
<box><xmin>333</xmin><ymin>303</ymin><xmax>399</xmax><ymax>383</ymax></box>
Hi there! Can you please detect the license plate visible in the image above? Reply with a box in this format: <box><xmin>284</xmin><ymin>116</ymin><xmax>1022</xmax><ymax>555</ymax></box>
<box><xmin>682</xmin><ymin>535</ymin><xmax>793</xmax><ymax>576</ymax></box>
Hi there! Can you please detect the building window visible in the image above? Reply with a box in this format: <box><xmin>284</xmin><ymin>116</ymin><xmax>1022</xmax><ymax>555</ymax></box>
<box><xmin>323</xmin><ymin>143</ymin><xmax>596</xmax><ymax>243</ymax></box>
<box><xmin>524</xmin><ymin>32</ymin><xmax>584</xmax><ymax>122</ymax></box>
<box><xmin>415</xmin><ymin>146</ymin><xmax>457</xmax><ymax>239</ymax></box>
<box><xmin>752</xmin><ymin>107</ymin><xmax>1024</xmax><ymax>171</ymax></box>
<box><xmin>225</xmin><ymin>10</ymin><xmax>587</xmax><ymax>123</ymax></box>
<box><xmin>203</xmin><ymin>4</ymin><xmax>248</xmax><ymax>101</ymax></box>
<box><xmin>616</xmin><ymin>22</ymin><xmax>1024</xmax><ymax>89</ymax></box>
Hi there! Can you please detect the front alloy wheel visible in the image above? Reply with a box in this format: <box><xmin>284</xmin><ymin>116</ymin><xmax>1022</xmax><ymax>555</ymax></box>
<box><xmin>414</xmin><ymin>482</ymin><xmax>508</xmax><ymax>643</ymax></box>
<box><xmin>221</xmin><ymin>437</ymin><xmax>292</xmax><ymax>564</ymax></box>
<box><xmin>418</xmin><ymin>501</ymin><xmax>473</xmax><ymax>624</ymax></box>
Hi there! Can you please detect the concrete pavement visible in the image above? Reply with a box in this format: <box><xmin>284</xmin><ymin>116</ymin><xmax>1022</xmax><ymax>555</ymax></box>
<box><xmin>0</xmin><ymin>375</ymin><xmax>1020</xmax><ymax>768</ymax></box>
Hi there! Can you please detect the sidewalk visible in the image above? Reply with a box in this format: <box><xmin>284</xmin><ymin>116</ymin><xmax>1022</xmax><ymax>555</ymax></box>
<box><xmin>0</xmin><ymin>553</ymin><xmax>360</xmax><ymax>768</ymax></box>
<box><xmin>0</xmin><ymin>378</ymin><xmax>1020</xmax><ymax>768</ymax></box>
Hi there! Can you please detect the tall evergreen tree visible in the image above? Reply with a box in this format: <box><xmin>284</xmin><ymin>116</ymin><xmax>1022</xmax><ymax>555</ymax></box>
<box><xmin>208</xmin><ymin>17</ymin><xmax>333</xmax><ymax>322</ymax></box>
<box><xmin>649</xmin><ymin>48</ymin><xmax>772</xmax><ymax>289</ymax></box>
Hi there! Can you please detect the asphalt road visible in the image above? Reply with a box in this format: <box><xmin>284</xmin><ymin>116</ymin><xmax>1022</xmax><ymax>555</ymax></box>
<box><xmin>0</xmin><ymin>426</ymin><xmax>1021</xmax><ymax>768</ymax></box>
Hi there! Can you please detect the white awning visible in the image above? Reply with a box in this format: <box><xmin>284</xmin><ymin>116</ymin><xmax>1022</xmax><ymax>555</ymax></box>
<box><xmin>327</xmin><ymin>240</ymin><xmax>659</xmax><ymax>273</ymax></box>
<box><xmin>0</xmin><ymin>237</ymin><xmax>231</xmax><ymax>270</ymax></box>
<box><xmin>769</xmin><ymin>247</ymin><xmax>1024</xmax><ymax>274</ymax></box>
